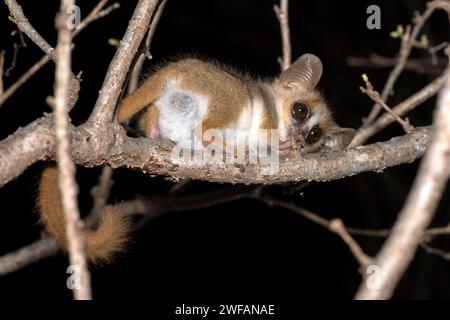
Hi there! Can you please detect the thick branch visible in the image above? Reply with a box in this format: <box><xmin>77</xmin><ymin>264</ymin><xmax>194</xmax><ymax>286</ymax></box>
<box><xmin>105</xmin><ymin>126</ymin><xmax>431</xmax><ymax>184</ymax></box>
<box><xmin>0</xmin><ymin>120</ymin><xmax>432</xmax><ymax>187</ymax></box>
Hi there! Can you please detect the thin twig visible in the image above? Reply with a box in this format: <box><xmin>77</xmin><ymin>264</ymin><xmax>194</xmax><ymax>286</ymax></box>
<box><xmin>421</xmin><ymin>243</ymin><xmax>450</xmax><ymax>261</ymax></box>
<box><xmin>355</xmin><ymin>48</ymin><xmax>450</xmax><ymax>300</ymax></box>
<box><xmin>88</xmin><ymin>0</ymin><xmax>162</xmax><ymax>127</ymax></box>
<box><xmin>0</xmin><ymin>51</ymin><xmax>5</xmax><ymax>95</ymax></box>
<box><xmin>273</xmin><ymin>0</ymin><xmax>291</xmax><ymax>71</ymax></box>
<box><xmin>72</xmin><ymin>0</ymin><xmax>120</xmax><ymax>37</ymax></box>
<box><xmin>360</xmin><ymin>77</ymin><xmax>414</xmax><ymax>133</ymax></box>
<box><xmin>347</xmin><ymin>54</ymin><xmax>446</xmax><ymax>75</ymax></box>
<box><xmin>423</xmin><ymin>224</ymin><xmax>450</xmax><ymax>238</ymax></box>
<box><xmin>5</xmin><ymin>0</ymin><xmax>55</xmax><ymax>59</ymax></box>
<box><xmin>0</xmin><ymin>236</ymin><xmax>59</xmax><ymax>275</ymax></box>
<box><xmin>0</xmin><ymin>55</ymin><xmax>50</xmax><ymax>107</ymax></box>
<box><xmin>259</xmin><ymin>196</ymin><xmax>390</xmax><ymax>237</ymax></box>
<box><xmin>0</xmin><ymin>0</ymin><xmax>119</xmax><ymax>108</ymax></box>
<box><xmin>128</xmin><ymin>0</ymin><xmax>167</xmax><ymax>94</ymax></box>
<box><xmin>53</xmin><ymin>0</ymin><xmax>91</xmax><ymax>300</ymax></box>
<box><xmin>361</xmin><ymin>7</ymin><xmax>435</xmax><ymax>127</ymax></box>
<box><xmin>86</xmin><ymin>166</ymin><xmax>114</xmax><ymax>227</ymax></box>
<box><xmin>5</xmin><ymin>29</ymin><xmax>27</xmax><ymax>76</ymax></box>
<box><xmin>329</xmin><ymin>219</ymin><xmax>373</xmax><ymax>269</ymax></box>
<box><xmin>351</xmin><ymin>72</ymin><xmax>447</xmax><ymax>147</ymax></box>
<box><xmin>429</xmin><ymin>41</ymin><xmax>449</xmax><ymax>65</ymax></box>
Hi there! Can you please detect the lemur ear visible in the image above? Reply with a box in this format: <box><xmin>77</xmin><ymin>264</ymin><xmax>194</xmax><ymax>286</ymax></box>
<box><xmin>279</xmin><ymin>54</ymin><xmax>323</xmax><ymax>90</ymax></box>
<box><xmin>322</xmin><ymin>127</ymin><xmax>356</xmax><ymax>151</ymax></box>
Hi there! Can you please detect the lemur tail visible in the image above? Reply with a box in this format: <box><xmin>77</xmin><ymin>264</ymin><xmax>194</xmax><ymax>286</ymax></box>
<box><xmin>38</xmin><ymin>164</ymin><xmax>131</xmax><ymax>264</ymax></box>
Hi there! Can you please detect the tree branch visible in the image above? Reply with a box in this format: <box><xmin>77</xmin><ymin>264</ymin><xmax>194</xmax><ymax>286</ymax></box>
<box><xmin>351</xmin><ymin>72</ymin><xmax>447</xmax><ymax>147</ymax></box>
<box><xmin>53</xmin><ymin>0</ymin><xmax>91</xmax><ymax>300</ymax></box>
<box><xmin>361</xmin><ymin>7</ymin><xmax>435</xmax><ymax>127</ymax></box>
<box><xmin>4</xmin><ymin>0</ymin><xmax>55</xmax><ymax>59</ymax></box>
<box><xmin>355</xmin><ymin>49</ymin><xmax>450</xmax><ymax>300</ymax></box>
<box><xmin>0</xmin><ymin>119</ymin><xmax>432</xmax><ymax>187</ymax></box>
<box><xmin>347</xmin><ymin>54</ymin><xmax>447</xmax><ymax>76</ymax></box>
<box><xmin>274</xmin><ymin>0</ymin><xmax>292</xmax><ymax>70</ymax></box>
<box><xmin>128</xmin><ymin>0</ymin><xmax>167</xmax><ymax>94</ymax></box>
<box><xmin>0</xmin><ymin>236</ymin><xmax>58</xmax><ymax>275</ymax></box>
<box><xmin>0</xmin><ymin>0</ymin><xmax>119</xmax><ymax>108</ymax></box>
<box><xmin>87</xmin><ymin>0</ymin><xmax>162</xmax><ymax>128</ymax></box>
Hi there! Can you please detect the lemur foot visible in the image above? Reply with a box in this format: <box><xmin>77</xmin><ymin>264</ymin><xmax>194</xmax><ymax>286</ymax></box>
<box><xmin>150</xmin><ymin>127</ymin><xmax>160</xmax><ymax>139</ymax></box>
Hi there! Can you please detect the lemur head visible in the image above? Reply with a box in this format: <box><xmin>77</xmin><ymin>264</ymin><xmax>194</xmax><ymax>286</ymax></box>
<box><xmin>273</xmin><ymin>54</ymin><xmax>355</xmax><ymax>155</ymax></box>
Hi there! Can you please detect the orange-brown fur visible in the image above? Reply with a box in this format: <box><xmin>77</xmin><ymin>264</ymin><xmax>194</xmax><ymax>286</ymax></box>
<box><xmin>118</xmin><ymin>55</ymin><xmax>355</xmax><ymax>154</ymax></box>
<box><xmin>118</xmin><ymin>59</ymin><xmax>250</xmax><ymax>131</ymax></box>
<box><xmin>39</xmin><ymin>165</ymin><xmax>130</xmax><ymax>264</ymax></box>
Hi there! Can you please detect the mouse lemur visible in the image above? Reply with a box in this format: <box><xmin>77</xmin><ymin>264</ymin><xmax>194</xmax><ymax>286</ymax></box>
<box><xmin>38</xmin><ymin>54</ymin><xmax>355</xmax><ymax>263</ymax></box>
<box><xmin>118</xmin><ymin>54</ymin><xmax>355</xmax><ymax>157</ymax></box>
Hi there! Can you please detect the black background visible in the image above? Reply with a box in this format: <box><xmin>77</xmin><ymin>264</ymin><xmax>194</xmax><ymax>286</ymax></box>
<box><xmin>0</xmin><ymin>0</ymin><xmax>449</xmax><ymax>301</ymax></box>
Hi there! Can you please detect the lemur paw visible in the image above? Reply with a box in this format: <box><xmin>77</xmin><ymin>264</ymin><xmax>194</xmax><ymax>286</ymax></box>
<box><xmin>150</xmin><ymin>127</ymin><xmax>160</xmax><ymax>139</ymax></box>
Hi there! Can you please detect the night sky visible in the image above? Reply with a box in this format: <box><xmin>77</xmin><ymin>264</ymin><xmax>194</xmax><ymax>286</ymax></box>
<box><xmin>0</xmin><ymin>0</ymin><xmax>449</xmax><ymax>304</ymax></box>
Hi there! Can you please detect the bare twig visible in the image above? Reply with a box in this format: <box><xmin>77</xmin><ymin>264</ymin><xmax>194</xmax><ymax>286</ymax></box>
<box><xmin>429</xmin><ymin>41</ymin><xmax>449</xmax><ymax>65</ymax></box>
<box><xmin>0</xmin><ymin>236</ymin><xmax>59</xmax><ymax>275</ymax></box>
<box><xmin>361</xmin><ymin>7</ymin><xmax>435</xmax><ymax>127</ymax></box>
<box><xmin>128</xmin><ymin>0</ymin><xmax>168</xmax><ymax>94</ymax></box>
<box><xmin>53</xmin><ymin>0</ymin><xmax>91</xmax><ymax>300</ymax></box>
<box><xmin>360</xmin><ymin>77</ymin><xmax>414</xmax><ymax>134</ymax></box>
<box><xmin>355</xmin><ymin>49</ymin><xmax>450</xmax><ymax>300</ymax></box>
<box><xmin>0</xmin><ymin>0</ymin><xmax>119</xmax><ymax>108</ymax></box>
<box><xmin>4</xmin><ymin>0</ymin><xmax>55</xmax><ymax>59</ymax></box>
<box><xmin>329</xmin><ymin>219</ymin><xmax>373</xmax><ymax>269</ymax></box>
<box><xmin>88</xmin><ymin>0</ymin><xmax>162</xmax><ymax>128</ymax></box>
<box><xmin>423</xmin><ymin>224</ymin><xmax>450</xmax><ymax>238</ymax></box>
<box><xmin>351</xmin><ymin>72</ymin><xmax>447</xmax><ymax>146</ymax></box>
<box><xmin>258</xmin><ymin>196</ymin><xmax>390</xmax><ymax>237</ymax></box>
<box><xmin>0</xmin><ymin>51</ymin><xmax>5</xmax><ymax>94</ymax></box>
<box><xmin>421</xmin><ymin>243</ymin><xmax>450</xmax><ymax>261</ymax></box>
<box><xmin>0</xmin><ymin>55</ymin><xmax>50</xmax><ymax>107</ymax></box>
<box><xmin>274</xmin><ymin>0</ymin><xmax>291</xmax><ymax>70</ymax></box>
<box><xmin>72</xmin><ymin>0</ymin><xmax>120</xmax><ymax>37</ymax></box>
<box><xmin>347</xmin><ymin>54</ymin><xmax>447</xmax><ymax>75</ymax></box>
<box><xmin>5</xmin><ymin>29</ymin><xmax>27</xmax><ymax>76</ymax></box>
<box><xmin>86</xmin><ymin>166</ymin><xmax>114</xmax><ymax>226</ymax></box>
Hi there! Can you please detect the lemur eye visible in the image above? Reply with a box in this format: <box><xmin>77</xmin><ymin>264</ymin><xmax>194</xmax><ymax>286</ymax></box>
<box><xmin>292</xmin><ymin>102</ymin><xmax>309</xmax><ymax>121</ymax></box>
<box><xmin>306</xmin><ymin>125</ymin><xmax>323</xmax><ymax>144</ymax></box>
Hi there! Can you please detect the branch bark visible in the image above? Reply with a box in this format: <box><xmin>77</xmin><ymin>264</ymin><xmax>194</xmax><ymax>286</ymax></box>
<box><xmin>53</xmin><ymin>0</ymin><xmax>91</xmax><ymax>300</ymax></box>
<box><xmin>87</xmin><ymin>0</ymin><xmax>162</xmax><ymax>128</ymax></box>
<box><xmin>274</xmin><ymin>0</ymin><xmax>292</xmax><ymax>70</ymax></box>
<box><xmin>0</xmin><ymin>120</ymin><xmax>432</xmax><ymax>187</ymax></box>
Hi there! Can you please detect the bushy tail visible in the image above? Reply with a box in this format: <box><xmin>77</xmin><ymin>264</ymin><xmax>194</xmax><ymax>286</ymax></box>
<box><xmin>38</xmin><ymin>164</ymin><xmax>130</xmax><ymax>264</ymax></box>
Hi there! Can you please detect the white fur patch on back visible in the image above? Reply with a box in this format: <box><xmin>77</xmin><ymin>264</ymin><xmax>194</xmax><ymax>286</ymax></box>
<box><xmin>156</xmin><ymin>80</ymin><xmax>208</xmax><ymax>150</ymax></box>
